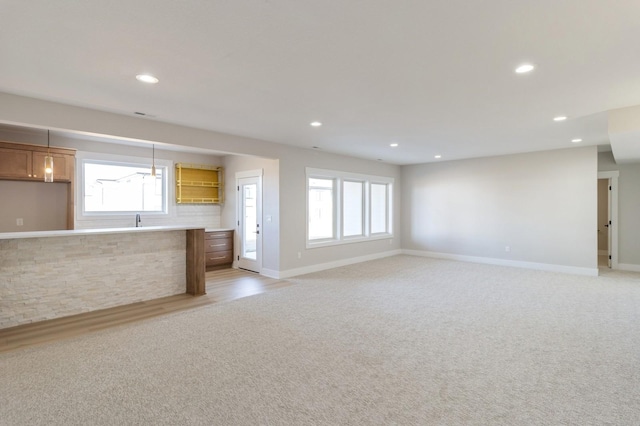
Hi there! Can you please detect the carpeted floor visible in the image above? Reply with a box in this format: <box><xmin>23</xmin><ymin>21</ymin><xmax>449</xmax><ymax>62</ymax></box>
<box><xmin>2</xmin><ymin>255</ymin><xmax>640</xmax><ymax>425</ymax></box>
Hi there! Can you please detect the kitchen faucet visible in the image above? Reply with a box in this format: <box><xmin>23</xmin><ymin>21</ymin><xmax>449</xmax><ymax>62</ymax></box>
<box><xmin>135</xmin><ymin>213</ymin><xmax>141</xmax><ymax>227</ymax></box>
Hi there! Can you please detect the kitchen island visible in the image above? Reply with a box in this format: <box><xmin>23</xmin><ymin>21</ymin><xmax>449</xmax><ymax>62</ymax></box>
<box><xmin>0</xmin><ymin>226</ymin><xmax>209</xmax><ymax>329</ymax></box>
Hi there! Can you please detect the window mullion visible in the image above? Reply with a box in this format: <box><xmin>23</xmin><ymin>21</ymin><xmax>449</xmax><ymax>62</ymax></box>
<box><xmin>336</xmin><ymin>177</ymin><xmax>342</xmax><ymax>241</ymax></box>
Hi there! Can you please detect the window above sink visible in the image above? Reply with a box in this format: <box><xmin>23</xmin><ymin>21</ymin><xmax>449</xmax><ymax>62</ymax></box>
<box><xmin>81</xmin><ymin>159</ymin><xmax>168</xmax><ymax>216</ymax></box>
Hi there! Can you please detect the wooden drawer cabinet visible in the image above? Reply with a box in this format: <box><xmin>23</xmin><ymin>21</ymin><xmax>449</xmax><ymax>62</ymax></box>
<box><xmin>205</xmin><ymin>230</ymin><xmax>234</xmax><ymax>269</ymax></box>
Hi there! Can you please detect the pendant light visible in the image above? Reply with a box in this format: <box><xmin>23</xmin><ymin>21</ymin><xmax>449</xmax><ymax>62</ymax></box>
<box><xmin>44</xmin><ymin>130</ymin><xmax>54</xmax><ymax>182</ymax></box>
<box><xmin>151</xmin><ymin>144</ymin><xmax>156</xmax><ymax>177</ymax></box>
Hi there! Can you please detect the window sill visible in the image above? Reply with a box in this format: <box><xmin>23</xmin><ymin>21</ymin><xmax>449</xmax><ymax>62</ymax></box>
<box><xmin>306</xmin><ymin>233</ymin><xmax>393</xmax><ymax>249</ymax></box>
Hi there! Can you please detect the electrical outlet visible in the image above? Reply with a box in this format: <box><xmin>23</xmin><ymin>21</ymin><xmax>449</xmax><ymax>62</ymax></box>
<box><xmin>297</xmin><ymin>252</ymin><xmax>301</xmax><ymax>259</ymax></box>
<box><xmin>505</xmin><ymin>246</ymin><xmax>510</xmax><ymax>252</ymax></box>
<box><xmin>16</xmin><ymin>218</ymin><xmax>23</xmax><ymax>226</ymax></box>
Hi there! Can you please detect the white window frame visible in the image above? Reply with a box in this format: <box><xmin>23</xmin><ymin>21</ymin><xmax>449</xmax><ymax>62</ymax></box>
<box><xmin>306</xmin><ymin>167</ymin><xmax>393</xmax><ymax>248</ymax></box>
<box><xmin>76</xmin><ymin>152</ymin><xmax>173</xmax><ymax>223</ymax></box>
<box><xmin>342</xmin><ymin>179</ymin><xmax>366</xmax><ymax>239</ymax></box>
<box><xmin>370</xmin><ymin>181</ymin><xmax>391</xmax><ymax>236</ymax></box>
<box><xmin>308</xmin><ymin>176</ymin><xmax>337</xmax><ymax>242</ymax></box>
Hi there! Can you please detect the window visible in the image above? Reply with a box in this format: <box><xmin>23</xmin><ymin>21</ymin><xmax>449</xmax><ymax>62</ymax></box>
<box><xmin>308</xmin><ymin>177</ymin><xmax>334</xmax><ymax>240</ymax></box>
<box><xmin>370</xmin><ymin>183</ymin><xmax>388</xmax><ymax>234</ymax></box>
<box><xmin>83</xmin><ymin>160</ymin><xmax>167</xmax><ymax>214</ymax></box>
<box><xmin>343</xmin><ymin>180</ymin><xmax>364</xmax><ymax>237</ymax></box>
<box><xmin>306</xmin><ymin>168</ymin><xmax>393</xmax><ymax>247</ymax></box>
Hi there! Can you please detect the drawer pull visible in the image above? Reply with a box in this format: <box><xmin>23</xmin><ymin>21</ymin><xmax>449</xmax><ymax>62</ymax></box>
<box><xmin>210</xmin><ymin>243</ymin><xmax>227</xmax><ymax>247</ymax></box>
<box><xmin>210</xmin><ymin>256</ymin><xmax>227</xmax><ymax>260</ymax></box>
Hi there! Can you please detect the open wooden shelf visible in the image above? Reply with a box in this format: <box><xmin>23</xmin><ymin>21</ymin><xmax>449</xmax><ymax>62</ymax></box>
<box><xmin>175</xmin><ymin>163</ymin><xmax>224</xmax><ymax>204</ymax></box>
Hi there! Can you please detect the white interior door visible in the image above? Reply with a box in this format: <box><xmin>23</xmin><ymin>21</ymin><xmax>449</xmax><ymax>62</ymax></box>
<box><xmin>237</xmin><ymin>174</ymin><xmax>262</xmax><ymax>273</ymax></box>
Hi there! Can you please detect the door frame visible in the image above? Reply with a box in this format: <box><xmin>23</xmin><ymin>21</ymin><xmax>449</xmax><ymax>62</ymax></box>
<box><xmin>235</xmin><ymin>169</ymin><xmax>263</xmax><ymax>273</ymax></box>
<box><xmin>597</xmin><ymin>171</ymin><xmax>619</xmax><ymax>269</ymax></box>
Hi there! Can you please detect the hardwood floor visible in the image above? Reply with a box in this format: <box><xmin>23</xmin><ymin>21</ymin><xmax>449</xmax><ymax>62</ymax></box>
<box><xmin>0</xmin><ymin>268</ymin><xmax>291</xmax><ymax>354</ymax></box>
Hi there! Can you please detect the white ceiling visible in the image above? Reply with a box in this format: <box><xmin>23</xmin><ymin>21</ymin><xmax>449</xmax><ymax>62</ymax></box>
<box><xmin>1</xmin><ymin>0</ymin><xmax>639</xmax><ymax>164</ymax></box>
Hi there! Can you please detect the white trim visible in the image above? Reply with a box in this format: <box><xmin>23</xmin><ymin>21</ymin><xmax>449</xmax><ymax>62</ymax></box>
<box><xmin>618</xmin><ymin>263</ymin><xmax>640</xmax><ymax>273</ymax></box>
<box><xmin>306</xmin><ymin>167</ymin><xmax>394</xmax><ymax>184</ymax></box>
<box><xmin>402</xmin><ymin>249</ymin><xmax>599</xmax><ymax>276</ymax></box>
<box><xmin>597</xmin><ymin>171</ymin><xmax>620</xmax><ymax>179</ymax></box>
<box><xmin>305</xmin><ymin>167</ymin><xmax>394</xmax><ymax>249</ymax></box>
<box><xmin>76</xmin><ymin>153</ymin><xmax>172</xmax><ymax>223</ymax></box>
<box><xmin>598</xmin><ymin>171</ymin><xmax>619</xmax><ymax>269</ymax></box>
<box><xmin>235</xmin><ymin>169</ymin><xmax>263</xmax><ymax>274</ymax></box>
<box><xmin>273</xmin><ymin>249</ymin><xmax>402</xmax><ymax>279</ymax></box>
<box><xmin>236</xmin><ymin>169</ymin><xmax>263</xmax><ymax>179</ymax></box>
<box><xmin>260</xmin><ymin>268</ymin><xmax>280</xmax><ymax>279</ymax></box>
<box><xmin>306</xmin><ymin>233</ymin><xmax>393</xmax><ymax>248</ymax></box>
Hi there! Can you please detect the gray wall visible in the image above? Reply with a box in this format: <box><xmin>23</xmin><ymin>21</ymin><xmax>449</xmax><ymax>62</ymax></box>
<box><xmin>222</xmin><ymin>148</ymin><xmax>402</xmax><ymax>274</ymax></box>
<box><xmin>598</xmin><ymin>150</ymin><xmax>640</xmax><ymax>267</ymax></box>
<box><xmin>0</xmin><ymin>125</ymin><xmax>224</xmax><ymax>230</ymax></box>
<box><xmin>277</xmin><ymin>147</ymin><xmax>402</xmax><ymax>273</ymax></box>
<box><xmin>222</xmin><ymin>154</ymin><xmax>280</xmax><ymax>272</ymax></box>
<box><xmin>0</xmin><ymin>92</ymin><xmax>402</xmax><ymax>275</ymax></box>
<box><xmin>401</xmin><ymin>147</ymin><xmax>598</xmax><ymax>269</ymax></box>
<box><xmin>0</xmin><ymin>181</ymin><xmax>68</xmax><ymax>232</ymax></box>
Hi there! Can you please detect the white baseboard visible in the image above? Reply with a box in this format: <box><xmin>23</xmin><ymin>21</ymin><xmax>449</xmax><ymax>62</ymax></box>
<box><xmin>617</xmin><ymin>263</ymin><xmax>640</xmax><ymax>272</ymax></box>
<box><xmin>273</xmin><ymin>249</ymin><xmax>403</xmax><ymax>279</ymax></box>
<box><xmin>402</xmin><ymin>249</ymin><xmax>599</xmax><ymax>277</ymax></box>
<box><xmin>260</xmin><ymin>268</ymin><xmax>280</xmax><ymax>279</ymax></box>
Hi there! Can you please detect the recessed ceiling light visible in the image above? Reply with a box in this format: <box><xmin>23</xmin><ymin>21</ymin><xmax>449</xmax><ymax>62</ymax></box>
<box><xmin>136</xmin><ymin>74</ymin><xmax>159</xmax><ymax>84</ymax></box>
<box><xmin>310</xmin><ymin>121</ymin><xmax>322</xmax><ymax>127</ymax></box>
<box><xmin>434</xmin><ymin>155</ymin><xmax>442</xmax><ymax>159</ymax></box>
<box><xmin>515</xmin><ymin>64</ymin><xmax>535</xmax><ymax>74</ymax></box>
<box><xmin>390</xmin><ymin>143</ymin><xmax>398</xmax><ymax>147</ymax></box>
<box><xmin>553</xmin><ymin>116</ymin><xmax>568</xmax><ymax>122</ymax></box>
<box><xmin>571</xmin><ymin>138</ymin><xmax>582</xmax><ymax>143</ymax></box>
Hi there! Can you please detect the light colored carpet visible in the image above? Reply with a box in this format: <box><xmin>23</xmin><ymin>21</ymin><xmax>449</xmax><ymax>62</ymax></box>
<box><xmin>2</xmin><ymin>255</ymin><xmax>640</xmax><ymax>425</ymax></box>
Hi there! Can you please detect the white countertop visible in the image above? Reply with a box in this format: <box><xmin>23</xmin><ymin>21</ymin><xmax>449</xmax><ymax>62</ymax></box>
<box><xmin>0</xmin><ymin>226</ymin><xmax>232</xmax><ymax>240</ymax></box>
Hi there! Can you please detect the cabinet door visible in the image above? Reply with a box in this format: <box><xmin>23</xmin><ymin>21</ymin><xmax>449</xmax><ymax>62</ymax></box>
<box><xmin>32</xmin><ymin>152</ymin><xmax>74</xmax><ymax>181</ymax></box>
<box><xmin>0</xmin><ymin>147</ymin><xmax>32</xmax><ymax>179</ymax></box>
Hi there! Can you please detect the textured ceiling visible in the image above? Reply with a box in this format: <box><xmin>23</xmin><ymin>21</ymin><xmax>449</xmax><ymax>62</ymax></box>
<box><xmin>1</xmin><ymin>1</ymin><xmax>639</xmax><ymax>164</ymax></box>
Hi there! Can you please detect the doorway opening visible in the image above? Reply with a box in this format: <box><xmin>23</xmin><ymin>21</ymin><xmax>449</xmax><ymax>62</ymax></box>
<box><xmin>597</xmin><ymin>178</ymin><xmax>610</xmax><ymax>268</ymax></box>
<box><xmin>597</xmin><ymin>171</ymin><xmax>619</xmax><ymax>271</ymax></box>
<box><xmin>236</xmin><ymin>170</ymin><xmax>263</xmax><ymax>273</ymax></box>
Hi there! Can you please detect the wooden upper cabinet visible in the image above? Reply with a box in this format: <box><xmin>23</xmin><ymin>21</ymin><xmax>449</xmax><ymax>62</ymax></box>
<box><xmin>0</xmin><ymin>147</ymin><xmax>32</xmax><ymax>179</ymax></box>
<box><xmin>32</xmin><ymin>151</ymin><xmax>74</xmax><ymax>182</ymax></box>
<box><xmin>0</xmin><ymin>141</ymin><xmax>75</xmax><ymax>182</ymax></box>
